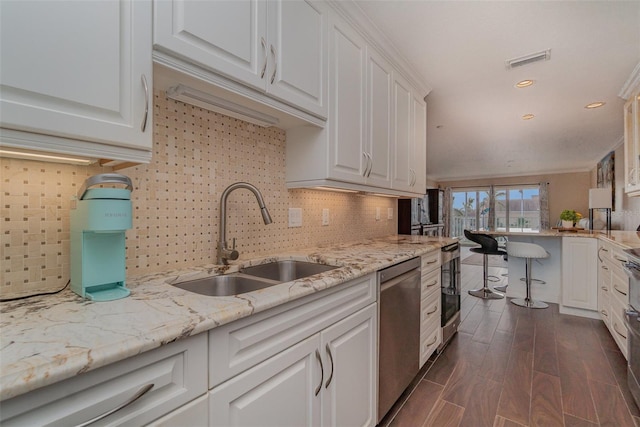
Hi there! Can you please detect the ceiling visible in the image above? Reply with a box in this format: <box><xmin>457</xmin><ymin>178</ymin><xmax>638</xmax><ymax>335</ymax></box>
<box><xmin>353</xmin><ymin>1</ymin><xmax>640</xmax><ymax>182</ymax></box>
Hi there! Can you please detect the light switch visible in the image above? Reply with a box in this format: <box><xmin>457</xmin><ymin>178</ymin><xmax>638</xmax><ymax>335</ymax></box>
<box><xmin>322</xmin><ymin>208</ymin><xmax>330</xmax><ymax>226</ymax></box>
<box><xmin>388</xmin><ymin>208</ymin><xmax>394</xmax><ymax>220</ymax></box>
<box><xmin>376</xmin><ymin>207</ymin><xmax>381</xmax><ymax>221</ymax></box>
<box><xmin>288</xmin><ymin>208</ymin><xmax>302</xmax><ymax>227</ymax></box>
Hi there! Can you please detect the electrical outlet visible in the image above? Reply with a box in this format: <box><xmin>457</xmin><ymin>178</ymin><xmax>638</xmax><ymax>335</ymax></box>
<box><xmin>375</xmin><ymin>207</ymin><xmax>381</xmax><ymax>221</ymax></box>
<box><xmin>322</xmin><ymin>208</ymin><xmax>330</xmax><ymax>226</ymax></box>
<box><xmin>388</xmin><ymin>208</ymin><xmax>394</xmax><ymax>220</ymax></box>
<box><xmin>288</xmin><ymin>208</ymin><xmax>302</xmax><ymax>227</ymax></box>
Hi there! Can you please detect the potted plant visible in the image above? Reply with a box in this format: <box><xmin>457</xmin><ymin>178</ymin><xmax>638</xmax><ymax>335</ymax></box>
<box><xmin>560</xmin><ymin>209</ymin><xmax>577</xmax><ymax>228</ymax></box>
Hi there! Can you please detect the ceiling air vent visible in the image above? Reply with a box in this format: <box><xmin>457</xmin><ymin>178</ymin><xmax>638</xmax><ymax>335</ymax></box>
<box><xmin>505</xmin><ymin>49</ymin><xmax>551</xmax><ymax>70</ymax></box>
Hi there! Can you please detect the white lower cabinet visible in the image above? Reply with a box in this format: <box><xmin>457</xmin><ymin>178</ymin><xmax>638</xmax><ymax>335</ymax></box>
<box><xmin>208</xmin><ymin>274</ymin><xmax>377</xmax><ymax>427</ymax></box>
<box><xmin>0</xmin><ymin>334</ymin><xmax>208</xmax><ymax>426</ymax></box>
<box><xmin>561</xmin><ymin>237</ymin><xmax>598</xmax><ymax>312</ymax></box>
<box><xmin>209</xmin><ymin>304</ymin><xmax>376</xmax><ymax>427</ymax></box>
<box><xmin>597</xmin><ymin>239</ymin><xmax>630</xmax><ymax>359</ymax></box>
<box><xmin>420</xmin><ymin>250</ymin><xmax>441</xmax><ymax>367</ymax></box>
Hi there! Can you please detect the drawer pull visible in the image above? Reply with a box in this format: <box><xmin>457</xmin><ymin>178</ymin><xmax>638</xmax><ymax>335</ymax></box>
<box><xmin>426</xmin><ymin>306</ymin><xmax>438</xmax><ymax>316</ymax></box>
<box><xmin>613</xmin><ymin>322</ymin><xmax>627</xmax><ymax>340</ymax></box>
<box><xmin>601</xmin><ymin>265</ymin><xmax>609</xmax><ymax>271</ymax></box>
<box><xmin>75</xmin><ymin>383</ymin><xmax>154</xmax><ymax>427</ymax></box>
<box><xmin>426</xmin><ymin>335</ymin><xmax>438</xmax><ymax>346</ymax></box>
<box><xmin>614</xmin><ymin>255</ymin><xmax>628</xmax><ymax>264</ymax></box>
<box><xmin>600</xmin><ymin>309</ymin><xmax>608</xmax><ymax>316</ymax></box>
<box><xmin>425</xmin><ymin>259</ymin><xmax>438</xmax><ymax>265</ymax></box>
<box><xmin>426</xmin><ymin>280</ymin><xmax>438</xmax><ymax>288</ymax></box>
<box><xmin>613</xmin><ymin>284</ymin><xmax>628</xmax><ymax>296</ymax></box>
<box><xmin>140</xmin><ymin>74</ymin><xmax>149</xmax><ymax>132</ymax></box>
<box><xmin>325</xmin><ymin>343</ymin><xmax>334</xmax><ymax>389</ymax></box>
<box><xmin>315</xmin><ymin>349</ymin><xmax>323</xmax><ymax>396</ymax></box>
<box><xmin>598</xmin><ymin>247</ymin><xmax>608</xmax><ymax>262</ymax></box>
<box><xmin>601</xmin><ymin>286</ymin><xmax>609</xmax><ymax>291</ymax></box>
<box><xmin>260</xmin><ymin>37</ymin><xmax>267</xmax><ymax>78</ymax></box>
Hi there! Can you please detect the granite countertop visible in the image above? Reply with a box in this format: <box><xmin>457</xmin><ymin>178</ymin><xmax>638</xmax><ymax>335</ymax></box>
<box><xmin>0</xmin><ymin>235</ymin><xmax>455</xmax><ymax>401</ymax></box>
<box><xmin>484</xmin><ymin>228</ymin><xmax>640</xmax><ymax>248</ymax></box>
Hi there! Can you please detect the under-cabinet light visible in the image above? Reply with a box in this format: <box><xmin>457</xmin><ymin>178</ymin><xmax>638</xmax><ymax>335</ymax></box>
<box><xmin>0</xmin><ymin>149</ymin><xmax>93</xmax><ymax>165</ymax></box>
<box><xmin>166</xmin><ymin>84</ymin><xmax>280</xmax><ymax>127</ymax></box>
<box><xmin>311</xmin><ymin>186</ymin><xmax>360</xmax><ymax>194</ymax></box>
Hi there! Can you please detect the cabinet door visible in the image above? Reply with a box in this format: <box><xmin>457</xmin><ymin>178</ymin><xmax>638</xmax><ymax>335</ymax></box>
<box><xmin>366</xmin><ymin>47</ymin><xmax>393</xmax><ymax>188</ymax></box>
<box><xmin>0</xmin><ymin>0</ymin><xmax>152</xmax><ymax>152</ymax></box>
<box><xmin>392</xmin><ymin>73</ymin><xmax>413</xmax><ymax>192</ymax></box>
<box><xmin>154</xmin><ymin>0</ymin><xmax>267</xmax><ymax>91</ymax></box>
<box><xmin>327</xmin><ymin>11</ymin><xmax>367</xmax><ymax>184</ymax></box>
<box><xmin>562</xmin><ymin>237</ymin><xmax>598</xmax><ymax>310</ymax></box>
<box><xmin>209</xmin><ymin>335</ymin><xmax>321</xmax><ymax>427</ymax></box>
<box><xmin>267</xmin><ymin>0</ymin><xmax>327</xmax><ymax>118</ymax></box>
<box><xmin>412</xmin><ymin>94</ymin><xmax>427</xmax><ymax>192</ymax></box>
<box><xmin>321</xmin><ymin>304</ymin><xmax>377</xmax><ymax>427</ymax></box>
<box><xmin>624</xmin><ymin>96</ymin><xmax>639</xmax><ymax>193</ymax></box>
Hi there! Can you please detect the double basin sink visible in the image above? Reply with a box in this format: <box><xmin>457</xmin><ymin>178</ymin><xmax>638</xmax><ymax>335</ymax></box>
<box><xmin>173</xmin><ymin>260</ymin><xmax>338</xmax><ymax>297</ymax></box>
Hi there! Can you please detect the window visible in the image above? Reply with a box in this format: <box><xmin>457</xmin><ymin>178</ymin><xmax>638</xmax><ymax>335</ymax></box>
<box><xmin>495</xmin><ymin>185</ymin><xmax>540</xmax><ymax>232</ymax></box>
<box><xmin>449</xmin><ymin>184</ymin><xmax>542</xmax><ymax>239</ymax></box>
<box><xmin>450</xmin><ymin>188</ymin><xmax>490</xmax><ymax>238</ymax></box>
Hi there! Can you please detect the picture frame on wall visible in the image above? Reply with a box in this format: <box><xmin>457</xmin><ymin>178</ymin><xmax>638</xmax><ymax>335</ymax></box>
<box><xmin>597</xmin><ymin>151</ymin><xmax>615</xmax><ymax>211</ymax></box>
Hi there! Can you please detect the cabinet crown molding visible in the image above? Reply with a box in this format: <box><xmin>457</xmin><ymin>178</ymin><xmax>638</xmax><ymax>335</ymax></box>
<box><xmin>619</xmin><ymin>61</ymin><xmax>640</xmax><ymax>99</ymax></box>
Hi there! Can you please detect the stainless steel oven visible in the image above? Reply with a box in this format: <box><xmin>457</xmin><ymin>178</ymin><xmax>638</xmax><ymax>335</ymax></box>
<box><xmin>439</xmin><ymin>242</ymin><xmax>460</xmax><ymax>352</ymax></box>
<box><xmin>622</xmin><ymin>249</ymin><xmax>640</xmax><ymax>408</ymax></box>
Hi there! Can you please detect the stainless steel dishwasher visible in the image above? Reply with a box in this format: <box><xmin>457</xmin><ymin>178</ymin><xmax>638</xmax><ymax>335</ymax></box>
<box><xmin>377</xmin><ymin>256</ymin><xmax>421</xmax><ymax>423</ymax></box>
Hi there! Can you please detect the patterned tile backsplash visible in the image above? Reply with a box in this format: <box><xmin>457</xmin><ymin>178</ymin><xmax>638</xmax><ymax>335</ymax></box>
<box><xmin>1</xmin><ymin>90</ymin><xmax>396</xmax><ymax>298</ymax></box>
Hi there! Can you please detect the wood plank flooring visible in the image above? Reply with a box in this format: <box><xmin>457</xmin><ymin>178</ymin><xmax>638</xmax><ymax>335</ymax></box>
<box><xmin>379</xmin><ymin>261</ymin><xmax>639</xmax><ymax>427</ymax></box>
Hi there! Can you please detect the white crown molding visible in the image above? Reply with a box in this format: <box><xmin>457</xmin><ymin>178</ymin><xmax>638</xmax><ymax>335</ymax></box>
<box><xmin>327</xmin><ymin>0</ymin><xmax>433</xmax><ymax>98</ymax></box>
<box><xmin>619</xmin><ymin>61</ymin><xmax>640</xmax><ymax>99</ymax></box>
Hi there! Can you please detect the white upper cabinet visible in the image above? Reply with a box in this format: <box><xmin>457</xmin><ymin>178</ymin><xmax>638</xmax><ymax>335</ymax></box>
<box><xmin>624</xmin><ymin>88</ymin><xmax>640</xmax><ymax>196</ymax></box>
<box><xmin>286</xmin><ymin>8</ymin><xmax>426</xmax><ymax>196</ymax></box>
<box><xmin>366</xmin><ymin>47</ymin><xmax>394</xmax><ymax>189</ymax></box>
<box><xmin>412</xmin><ymin>93</ymin><xmax>427</xmax><ymax>192</ymax></box>
<box><xmin>154</xmin><ymin>0</ymin><xmax>327</xmax><ymax>119</ymax></box>
<box><xmin>0</xmin><ymin>0</ymin><xmax>153</xmax><ymax>162</ymax></box>
<box><xmin>326</xmin><ymin>11</ymin><xmax>368</xmax><ymax>183</ymax></box>
<box><xmin>392</xmin><ymin>73</ymin><xmax>414</xmax><ymax>192</ymax></box>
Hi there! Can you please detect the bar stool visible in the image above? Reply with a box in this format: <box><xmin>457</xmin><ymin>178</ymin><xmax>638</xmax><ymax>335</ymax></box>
<box><xmin>464</xmin><ymin>230</ymin><xmax>507</xmax><ymax>300</ymax></box>
<box><xmin>506</xmin><ymin>241</ymin><xmax>549</xmax><ymax>309</ymax></box>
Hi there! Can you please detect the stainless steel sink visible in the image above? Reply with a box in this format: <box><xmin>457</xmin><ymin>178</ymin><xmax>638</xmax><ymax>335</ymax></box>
<box><xmin>241</xmin><ymin>260</ymin><xmax>338</xmax><ymax>282</ymax></box>
<box><xmin>173</xmin><ymin>261</ymin><xmax>338</xmax><ymax>297</ymax></box>
<box><xmin>172</xmin><ymin>274</ymin><xmax>279</xmax><ymax>297</ymax></box>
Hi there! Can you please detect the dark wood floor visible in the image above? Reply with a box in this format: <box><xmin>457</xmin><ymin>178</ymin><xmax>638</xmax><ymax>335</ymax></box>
<box><xmin>380</xmin><ymin>262</ymin><xmax>640</xmax><ymax>427</ymax></box>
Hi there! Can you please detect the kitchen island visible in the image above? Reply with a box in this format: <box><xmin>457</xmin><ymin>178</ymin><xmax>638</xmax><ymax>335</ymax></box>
<box><xmin>482</xmin><ymin>230</ymin><xmax>640</xmax><ymax>316</ymax></box>
<box><xmin>0</xmin><ymin>235</ymin><xmax>454</xmax><ymax>413</ymax></box>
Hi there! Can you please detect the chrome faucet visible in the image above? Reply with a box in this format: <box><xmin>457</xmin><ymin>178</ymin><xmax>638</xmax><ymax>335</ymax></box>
<box><xmin>217</xmin><ymin>182</ymin><xmax>272</xmax><ymax>265</ymax></box>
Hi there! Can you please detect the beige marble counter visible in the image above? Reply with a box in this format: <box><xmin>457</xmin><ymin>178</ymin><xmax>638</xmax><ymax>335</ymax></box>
<box><xmin>484</xmin><ymin>229</ymin><xmax>640</xmax><ymax>248</ymax></box>
<box><xmin>0</xmin><ymin>235</ymin><xmax>455</xmax><ymax>401</ymax></box>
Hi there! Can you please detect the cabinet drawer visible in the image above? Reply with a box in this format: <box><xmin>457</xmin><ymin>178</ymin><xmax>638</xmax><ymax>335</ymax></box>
<box><xmin>611</xmin><ymin>309</ymin><xmax>629</xmax><ymax>360</ymax></box>
<box><xmin>419</xmin><ymin>322</ymin><xmax>441</xmax><ymax>367</ymax></box>
<box><xmin>209</xmin><ymin>274</ymin><xmax>376</xmax><ymax>388</ymax></box>
<box><xmin>0</xmin><ymin>334</ymin><xmax>208</xmax><ymax>426</ymax></box>
<box><xmin>421</xmin><ymin>250</ymin><xmax>441</xmax><ymax>274</ymax></box>
<box><xmin>421</xmin><ymin>267</ymin><xmax>441</xmax><ymax>300</ymax></box>
<box><xmin>611</xmin><ymin>269</ymin><xmax>630</xmax><ymax>307</ymax></box>
<box><xmin>420</xmin><ymin>290</ymin><xmax>440</xmax><ymax>335</ymax></box>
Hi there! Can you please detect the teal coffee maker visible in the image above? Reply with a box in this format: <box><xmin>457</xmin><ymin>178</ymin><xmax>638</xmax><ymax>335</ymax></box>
<box><xmin>71</xmin><ymin>174</ymin><xmax>133</xmax><ymax>301</ymax></box>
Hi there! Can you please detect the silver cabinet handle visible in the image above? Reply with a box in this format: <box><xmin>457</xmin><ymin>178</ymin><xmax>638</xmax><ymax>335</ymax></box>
<box><xmin>614</xmin><ymin>255</ymin><xmax>628</xmax><ymax>264</ymax></box>
<box><xmin>75</xmin><ymin>383</ymin><xmax>153</xmax><ymax>427</ymax></box>
<box><xmin>426</xmin><ymin>279</ymin><xmax>438</xmax><ymax>288</ymax></box>
<box><xmin>325</xmin><ymin>343</ymin><xmax>334</xmax><ymax>388</ymax></box>
<box><xmin>613</xmin><ymin>284</ymin><xmax>628</xmax><ymax>296</ymax></box>
<box><xmin>601</xmin><ymin>265</ymin><xmax>609</xmax><ymax>271</ymax></box>
<box><xmin>315</xmin><ymin>349</ymin><xmax>323</xmax><ymax>396</ymax></box>
<box><xmin>598</xmin><ymin>247</ymin><xmax>608</xmax><ymax>263</ymax></box>
<box><xmin>270</xmin><ymin>44</ymin><xmax>277</xmax><ymax>84</ymax></box>
<box><xmin>601</xmin><ymin>286</ymin><xmax>609</xmax><ymax>292</ymax></box>
<box><xmin>260</xmin><ymin>37</ymin><xmax>268</xmax><ymax>78</ymax></box>
<box><xmin>613</xmin><ymin>321</ymin><xmax>627</xmax><ymax>339</ymax></box>
<box><xmin>366</xmin><ymin>152</ymin><xmax>373</xmax><ymax>177</ymax></box>
<box><xmin>426</xmin><ymin>305</ymin><xmax>438</xmax><ymax>315</ymax></box>
<box><xmin>425</xmin><ymin>259</ymin><xmax>438</xmax><ymax>265</ymax></box>
<box><xmin>426</xmin><ymin>335</ymin><xmax>437</xmax><ymax>346</ymax></box>
<box><xmin>140</xmin><ymin>74</ymin><xmax>149</xmax><ymax>132</ymax></box>
<box><xmin>362</xmin><ymin>152</ymin><xmax>372</xmax><ymax>177</ymax></box>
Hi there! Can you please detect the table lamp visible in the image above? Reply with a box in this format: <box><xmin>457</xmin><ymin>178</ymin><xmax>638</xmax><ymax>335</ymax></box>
<box><xmin>588</xmin><ymin>188</ymin><xmax>612</xmax><ymax>231</ymax></box>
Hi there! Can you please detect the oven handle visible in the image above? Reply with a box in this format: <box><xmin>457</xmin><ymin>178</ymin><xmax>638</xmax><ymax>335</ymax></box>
<box><xmin>623</xmin><ymin>262</ymin><xmax>640</xmax><ymax>281</ymax></box>
<box><xmin>625</xmin><ymin>309</ymin><xmax>640</xmax><ymax>339</ymax></box>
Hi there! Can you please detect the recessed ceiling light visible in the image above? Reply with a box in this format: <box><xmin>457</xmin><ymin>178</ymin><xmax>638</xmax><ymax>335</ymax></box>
<box><xmin>515</xmin><ymin>80</ymin><xmax>534</xmax><ymax>88</ymax></box>
<box><xmin>585</xmin><ymin>102</ymin><xmax>606</xmax><ymax>109</ymax></box>
<box><xmin>522</xmin><ymin>114</ymin><xmax>535</xmax><ymax>120</ymax></box>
